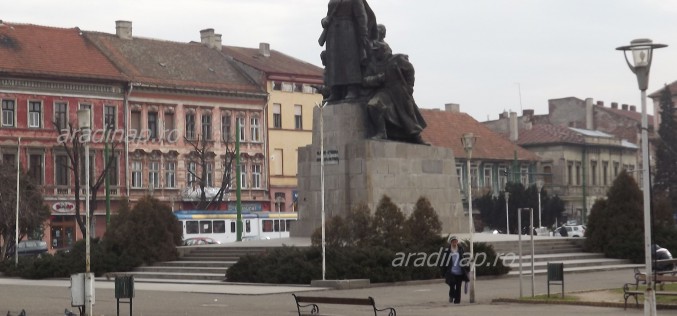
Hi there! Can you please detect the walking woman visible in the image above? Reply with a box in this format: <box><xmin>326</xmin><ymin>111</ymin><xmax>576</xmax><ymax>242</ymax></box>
<box><xmin>441</xmin><ymin>235</ymin><xmax>469</xmax><ymax>304</ymax></box>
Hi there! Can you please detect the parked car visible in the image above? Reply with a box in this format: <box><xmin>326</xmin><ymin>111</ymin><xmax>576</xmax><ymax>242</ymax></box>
<box><xmin>182</xmin><ymin>237</ymin><xmax>220</xmax><ymax>246</ymax></box>
<box><xmin>563</xmin><ymin>225</ymin><xmax>586</xmax><ymax>237</ymax></box>
<box><xmin>6</xmin><ymin>240</ymin><xmax>49</xmax><ymax>257</ymax></box>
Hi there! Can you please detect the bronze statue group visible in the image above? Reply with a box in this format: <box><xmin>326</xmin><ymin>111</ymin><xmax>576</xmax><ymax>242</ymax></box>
<box><xmin>319</xmin><ymin>0</ymin><xmax>428</xmax><ymax>145</ymax></box>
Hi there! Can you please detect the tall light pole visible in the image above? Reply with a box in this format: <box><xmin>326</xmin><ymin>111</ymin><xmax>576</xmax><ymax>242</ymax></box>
<box><xmin>536</xmin><ymin>179</ymin><xmax>544</xmax><ymax>229</ymax></box>
<box><xmin>617</xmin><ymin>38</ymin><xmax>667</xmax><ymax>316</ymax></box>
<box><xmin>461</xmin><ymin>132</ymin><xmax>477</xmax><ymax>303</ymax></box>
<box><xmin>14</xmin><ymin>137</ymin><xmax>21</xmax><ymax>267</ymax></box>
<box><xmin>77</xmin><ymin>109</ymin><xmax>93</xmax><ymax>316</ymax></box>
<box><xmin>505</xmin><ymin>191</ymin><xmax>510</xmax><ymax>234</ymax></box>
<box><xmin>317</xmin><ymin>101</ymin><xmax>327</xmax><ymax>281</ymax></box>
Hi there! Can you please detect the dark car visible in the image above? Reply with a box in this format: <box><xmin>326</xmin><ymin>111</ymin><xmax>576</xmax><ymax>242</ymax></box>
<box><xmin>7</xmin><ymin>240</ymin><xmax>49</xmax><ymax>257</ymax></box>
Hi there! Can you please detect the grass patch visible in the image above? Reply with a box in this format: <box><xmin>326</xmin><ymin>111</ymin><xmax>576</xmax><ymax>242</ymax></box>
<box><xmin>519</xmin><ymin>294</ymin><xmax>579</xmax><ymax>302</ymax></box>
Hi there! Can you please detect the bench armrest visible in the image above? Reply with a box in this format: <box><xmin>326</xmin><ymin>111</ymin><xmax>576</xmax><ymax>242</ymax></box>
<box><xmin>375</xmin><ymin>306</ymin><xmax>397</xmax><ymax>316</ymax></box>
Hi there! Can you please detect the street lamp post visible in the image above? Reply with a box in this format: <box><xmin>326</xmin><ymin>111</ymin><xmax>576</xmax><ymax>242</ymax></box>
<box><xmin>317</xmin><ymin>101</ymin><xmax>327</xmax><ymax>281</ymax></box>
<box><xmin>617</xmin><ymin>38</ymin><xmax>667</xmax><ymax>316</ymax></box>
<box><xmin>77</xmin><ymin>109</ymin><xmax>93</xmax><ymax>316</ymax></box>
<box><xmin>536</xmin><ymin>179</ymin><xmax>544</xmax><ymax>229</ymax></box>
<box><xmin>461</xmin><ymin>133</ymin><xmax>477</xmax><ymax>303</ymax></box>
<box><xmin>505</xmin><ymin>191</ymin><xmax>510</xmax><ymax>234</ymax></box>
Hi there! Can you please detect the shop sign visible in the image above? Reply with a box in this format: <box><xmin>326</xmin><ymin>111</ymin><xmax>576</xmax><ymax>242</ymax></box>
<box><xmin>52</xmin><ymin>202</ymin><xmax>75</xmax><ymax>213</ymax></box>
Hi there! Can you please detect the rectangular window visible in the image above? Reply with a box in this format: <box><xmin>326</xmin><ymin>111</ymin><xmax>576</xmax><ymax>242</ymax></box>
<box><xmin>28</xmin><ymin>154</ymin><xmax>43</xmax><ymax>185</ymax></box>
<box><xmin>202</xmin><ymin>114</ymin><xmax>212</xmax><ymax>140</ymax></box>
<box><xmin>567</xmin><ymin>163</ymin><xmax>573</xmax><ymax>185</ymax></box>
<box><xmin>1</xmin><ymin>100</ymin><xmax>15</xmax><ymax>127</ymax></box>
<box><xmin>263</xmin><ymin>220</ymin><xmax>273</xmax><ymax>232</ymax></box>
<box><xmin>281</xmin><ymin>82</ymin><xmax>293</xmax><ymax>92</ymax></box>
<box><xmin>165</xmin><ymin>161</ymin><xmax>176</xmax><ymax>188</ymax></box>
<box><xmin>238</xmin><ymin>117</ymin><xmax>246</xmax><ymax>141</ymax></box>
<box><xmin>131</xmin><ymin>161</ymin><xmax>143</xmax><ymax>188</ymax></box>
<box><xmin>130</xmin><ymin>110</ymin><xmax>141</xmax><ymax>136</ymax></box>
<box><xmin>470</xmin><ymin>165</ymin><xmax>478</xmax><ymax>188</ymax></box>
<box><xmin>206</xmin><ymin>162</ymin><xmax>214</xmax><ymax>187</ymax></box>
<box><xmin>613</xmin><ymin>162</ymin><xmax>620</xmax><ymax>178</ymax></box>
<box><xmin>187</xmin><ymin>162</ymin><xmax>197</xmax><ymax>186</ymax></box>
<box><xmin>213</xmin><ymin>220</ymin><xmax>226</xmax><ymax>234</ymax></box>
<box><xmin>294</xmin><ymin>83</ymin><xmax>303</xmax><ymax>93</ymax></box>
<box><xmin>272</xmin><ymin>104</ymin><xmax>281</xmax><ymax>128</ymax></box>
<box><xmin>575</xmin><ymin>163</ymin><xmax>581</xmax><ymax>186</ymax></box>
<box><xmin>3</xmin><ymin>154</ymin><xmax>15</xmax><ymax>166</ymax></box>
<box><xmin>251</xmin><ymin>164</ymin><xmax>261</xmax><ymax>188</ymax></box>
<box><xmin>164</xmin><ymin>112</ymin><xmax>175</xmax><ymax>140</ymax></box>
<box><xmin>483</xmin><ymin>165</ymin><xmax>492</xmax><ymax>189</ymax></box>
<box><xmin>104</xmin><ymin>105</ymin><xmax>116</xmax><ymax>131</ymax></box>
<box><xmin>303</xmin><ymin>84</ymin><xmax>315</xmax><ymax>94</ymax></box>
<box><xmin>55</xmin><ymin>155</ymin><xmax>69</xmax><ymax>186</ymax></box>
<box><xmin>602</xmin><ymin>161</ymin><xmax>609</xmax><ymax>186</ymax></box>
<box><xmin>240</xmin><ymin>164</ymin><xmax>248</xmax><ymax>188</ymax></box>
<box><xmin>498</xmin><ymin>166</ymin><xmax>507</xmax><ymax>191</ymax></box>
<box><xmin>79</xmin><ymin>104</ymin><xmax>92</xmax><ymax>127</ymax></box>
<box><xmin>246</xmin><ymin>219</ymin><xmax>251</xmax><ymax>233</ymax></box>
<box><xmin>456</xmin><ymin>164</ymin><xmax>464</xmax><ymax>190</ymax></box>
<box><xmin>520</xmin><ymin>166</ymin><xmax>529</xmax><ymax>186</ymax></box>
<box><xmin>294</xmin><ymin>105</ymin><xmax>302</xmax><ymax>129</ymax></box>
<box><xmin>149</xmin><ymin>161</ymin><xmax>160</xmax><ymax>188</ymax></box>
<box><xmin>186</xmin><ymin>113</ymin><xmax>196</xmax><ymax>140</ymax></box>
<box><xmin>200</xmin><ymin>221</ymin><xmax>213</xmax><ymax>234</ymax></box>
<box><xmin>591</xmin><ymin>160</ymin><xmax>597</xmax><ymax>186</ymax></box>
<box><xmin>107</xmin><ymin>154</ymin><xmax>118</xmax><ymax>186</ymax></box>
<box><xmin>55</xmin><ymin>102</ymin><xmax>68</xmax><ymax>131</ymax></box>
<box><xmin>186</xmin><ymin>221</ymin><xmax>199</xmax><ymax>234</ymax></box>
<box><xmin>221</xmin><ymin>114</ymin><xmax>231</xmax><ymax>141</ymax></box>
<box><xmin>272</xmin><ymin>81</ymin><xmax>282</xmax><ymax>91</ymax></box>
<box><xmin>148</xmin><ymin>112</ymin><xmax>158</xmax><ymax>140</ymax></box>
<box><xmin>250</xmin><ymin>117</ymin><xmax>260</xmax><ymax>142</ymax></box>
<box><xmin>28</xmin><ymin>101</ymin><xmax>42</xmax><ymax>128</ymax></box>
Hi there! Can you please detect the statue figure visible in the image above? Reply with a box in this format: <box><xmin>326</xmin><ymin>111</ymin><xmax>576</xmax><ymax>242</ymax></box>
<box><xmin>362</xmin><ymin>40</ymin><xmax>428</xmax><ymax>145</ymax></box>
<box><xmin>319</xmin><ymin>0</ymin><xmax>378</xmax><ymax>101</ymax></box>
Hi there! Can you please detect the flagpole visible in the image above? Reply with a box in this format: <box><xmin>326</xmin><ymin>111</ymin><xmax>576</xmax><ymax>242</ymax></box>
<box><xmin>15</xmin><ymin>137</ymin><xmax>21</xmax><ymax>267</ymax></box>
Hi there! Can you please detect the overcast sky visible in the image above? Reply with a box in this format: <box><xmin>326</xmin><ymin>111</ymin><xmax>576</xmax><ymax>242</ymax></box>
<box><xmin>2</xmin><ymin>0</ymin><xmax>676</xmax><ymax>120</ymax></box>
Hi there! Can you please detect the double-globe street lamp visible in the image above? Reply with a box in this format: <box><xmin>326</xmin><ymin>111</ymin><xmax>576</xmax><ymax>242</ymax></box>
<box><xmin>461</xmin><ymin>132</ymin><xmax>477</xmax><ymax>303</ymax></box>
<box><xmin>616</xmin><ymin>38</ymin><xmax>667</xmax><ymax>316</ymax></box>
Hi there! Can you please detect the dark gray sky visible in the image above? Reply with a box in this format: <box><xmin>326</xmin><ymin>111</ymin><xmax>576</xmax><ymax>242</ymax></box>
<box><xmin>2</xmin><ymin>0</ymin><xmax>675</xmax><ymax>120</ymax></box>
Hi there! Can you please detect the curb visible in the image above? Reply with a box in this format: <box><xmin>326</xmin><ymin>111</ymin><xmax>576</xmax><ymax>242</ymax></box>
<box><xmin>492</xmin><ymin>298</ymin><xmax>677</xmax><ymax>310</ymax></box>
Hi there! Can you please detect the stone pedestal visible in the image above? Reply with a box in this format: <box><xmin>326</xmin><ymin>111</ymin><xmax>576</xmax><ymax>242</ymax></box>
<box><xmin>291</xmin><ymin>101</ymin><xmax>467</xmax><ymax>237</ymax></box>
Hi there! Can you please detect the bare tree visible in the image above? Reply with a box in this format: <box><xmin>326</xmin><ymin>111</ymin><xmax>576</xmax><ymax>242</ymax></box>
<box><xmin>184</xmin><ymin>131</ymin><xmax>236</xmax><ymax>210</ymax></box>
<box><xmin>54</xmin><ymin>122</ymin><xmax>119</xmax><ymax>236</ymax></box>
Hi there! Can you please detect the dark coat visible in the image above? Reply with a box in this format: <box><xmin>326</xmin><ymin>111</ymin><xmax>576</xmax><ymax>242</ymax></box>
<box><xmin>322</xmin><ymin>0</ymin><xmax>377</xmax><ymax>86</ymax></box>
<box><xmin>440</xmin><ymin>246</ymin><xmax>470</xmax><ymax>284</ymax></box>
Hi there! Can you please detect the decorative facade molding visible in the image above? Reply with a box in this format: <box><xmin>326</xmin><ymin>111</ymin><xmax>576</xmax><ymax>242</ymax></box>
<box><xmin>0</xmin><ymin>78</ymin><xmax>123</xmax><ymax>97</ymax></box>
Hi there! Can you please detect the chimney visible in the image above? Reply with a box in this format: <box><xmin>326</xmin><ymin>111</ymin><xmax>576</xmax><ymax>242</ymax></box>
<box><xmin>585</xmin><ymin>98</ymin><xmax>594</xmax><ymax>130</ymax></box>
<box><xmin>499</xmin><ymin>111</ymin><xmax>509</xmax><ymax>119</ymax></box>
<box><xmin>522</xmin><ymin>109</ymin><xmax>534</xmax><ymax>117</ymax></box>
<box><xmin>214</xmin><ymin>34</ymin><xmax>222</xmax><ymax>51</ymax></box>
<box><xmin>445</xmin><ymin>103</ymin><xmax>460</xmax><ymax>113</ymax></box>
<box><xmin>596</xmin><ymin>101</ymin><xmax>604</xmax><ymax>107</ymax></box>
<box><xmin>630</xmin><ymin>105</ymin><xmax>636</xmax><ymax>112</ymax></box>
<box><xmin>622</xmin><ymin>104</ymin><xmax>628</xmax><ymax>110</ymax></box>
<box><xmin>200</xmin><ymin>28</ymin><xmax>215</xmax><ymax>47</ymax></box>
<box><xmin>259</xmin><ymin>42</ymin><xmax>271</xmax><ymax>57</ymax></box>
<box><xmin>115</xmin><ymin>20</ymin><xmax>133</xmax><ymax>40</ymax></box>
<box><xmin>611</xmin><ymin>102</ymin><xmax>618</xmax><ymax>109</ymax></box>
<box><xmin>509</xmin><ymin>111</ymin><xmax>519</xmax><ymax>142</ymax></box>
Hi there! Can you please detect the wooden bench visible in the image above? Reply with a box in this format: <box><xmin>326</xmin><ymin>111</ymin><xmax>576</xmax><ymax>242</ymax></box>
<box><xmin>623</xmin><ymin>267</ymin><xmax>677</xmax><ymax>309</ymax></box>
<box><xmin>292</xmin><ymin>294</ymin><xmax>396</xmax><ymax>316</ymax></box>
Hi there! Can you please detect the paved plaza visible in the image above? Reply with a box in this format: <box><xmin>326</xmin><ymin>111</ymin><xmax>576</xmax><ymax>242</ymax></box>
<box><xmin>0</xmin><ymin>268</ymin><xmax>648</xmax><ymax>316</ymax></box>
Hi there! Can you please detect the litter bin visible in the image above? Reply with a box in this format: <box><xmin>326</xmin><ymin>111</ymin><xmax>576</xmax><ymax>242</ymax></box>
<box><xmin>115</xmin><ymin>275</ymin><xmax>134</xmax><ymax>299</ymax></box>
<box><xmin>547</xmin><ymin>262</ymin><xmax>564</xmax><ymax>298</ymax></box>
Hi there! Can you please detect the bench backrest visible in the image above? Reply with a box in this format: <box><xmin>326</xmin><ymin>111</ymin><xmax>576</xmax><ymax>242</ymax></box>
<box><xmin>294</xmin><ymin>295</ymin><xmax>374</xmax><ymax>306</ymax></box>
<box><xmin>635</xmin><ymin>273</ymin><xmax>677</xmax><ymax>282</ymax></box>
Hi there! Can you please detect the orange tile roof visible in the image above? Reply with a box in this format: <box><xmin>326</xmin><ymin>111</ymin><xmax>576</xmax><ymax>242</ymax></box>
<box><xmin>221</xmin><ymin>45</ymin><xmax>323</xmax><ymax>82</ymax></box>
<box><xmin>516</xmin><ymin>124</ymin><xmax>585</xmax><ymax>146</ymax></box>
<box><xmin>84</xmin><ymin>32</ymin><xmax>263</xmax><ymax>93</ymax></box>
<box><xmin>0</xmin><ymin>22</ymin><xmax>124</xmax><ymax>81</ymax></box>
<box><xmin>420</xmin><ymin>109</ymin><xmax>539</xmax><ymax>161</ymax></box>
